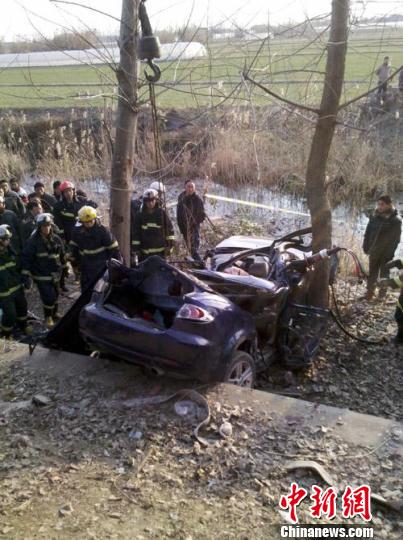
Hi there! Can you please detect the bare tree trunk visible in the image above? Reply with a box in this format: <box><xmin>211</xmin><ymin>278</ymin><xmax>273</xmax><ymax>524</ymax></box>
<box><xmin>110</xmin><ymin>0</ymin><xmax>139</xmax><ymax>264</ymax></box>
<box><xmin>305</xmin><ymin>0</ymin><xmax>349</xmax><ymax>307</ymax></box>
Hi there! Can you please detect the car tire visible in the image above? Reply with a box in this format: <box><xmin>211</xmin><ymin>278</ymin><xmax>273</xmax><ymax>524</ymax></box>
<box><xmin>223</xmin><ymin>350</ymin><xmax>256</xmax><ymax>388</ymax></box>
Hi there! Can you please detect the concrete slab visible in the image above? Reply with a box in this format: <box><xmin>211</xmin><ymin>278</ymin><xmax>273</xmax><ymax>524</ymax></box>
<box><xmin>2</xmin><ymin>344</ymin><xmax>402</xmax><ymax>455</ymax></box>
<box><xmin>211</xmin><ymin>385</ymin><xmax>402</xmax><ymax>451</ymax></box>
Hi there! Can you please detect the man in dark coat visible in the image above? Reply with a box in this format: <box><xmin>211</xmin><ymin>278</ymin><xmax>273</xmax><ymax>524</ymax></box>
<box><xmin>363</xmin><ymin>195</ymin><xmax>401</xmax><ymax>300</ymax></box>
<box><xmin>53</xmin><ymin>180</ymin><xmax>62</xmax><ymax>202</ymax></box>
<box><xmin>0</xmin><ymin>196</ymin><xmax>22</xmax><ymax>255</ymax></box>
<box><xmin>22</xmin><ymin>213</ymin><xmax>67</xmax><ymax>328</ymax></box>
<box><xmin>132</xmin><ymin>188</ymin><xmax>174</xmax><ymax>262</ymax></box>
<box><xmin>69</xmin><ymin>206</ymin><xmax>120</xmax><ymax>291</ymax></box>
<box><xmin>10</xmin><ymin>177</ymin><xmax>28</xmax><ymax>205</ymax></box>
<box><xmin>28</xmin><ymin>181</ymin><xmax>57</xmax><ymax>213</ymax></box>
<box><xmin>21</xmin><ymin>200</ymin><xmax>43</xmax><ymax>243</ymax></box>
<box><xmin>0</xmin><ymin>180</ymin><xmax>25</xmax><ymax>219</ymax></box>
<box><xmin>176</xmin><ymin>180</ymin><xmax>205</xmax><ymax>262</ymax></box>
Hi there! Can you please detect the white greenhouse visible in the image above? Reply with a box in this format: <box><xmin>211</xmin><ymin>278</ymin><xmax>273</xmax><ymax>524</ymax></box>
<box><xmin>0</xmin><ymin>41</ymin><xmax>207</xmax><ymax>69</ymax></box>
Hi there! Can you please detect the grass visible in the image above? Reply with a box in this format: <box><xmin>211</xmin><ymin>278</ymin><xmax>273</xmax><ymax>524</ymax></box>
<box><xmin>0</xmin><ymin>27</ymin><xmax>402</xmax><ymax>109</ymax></box>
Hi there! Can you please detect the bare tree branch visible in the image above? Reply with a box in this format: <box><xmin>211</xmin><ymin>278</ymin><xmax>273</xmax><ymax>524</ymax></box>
<box><xmin>49</xmin><ymin>0</ymin><xmax>124</xmax><ymax>26</ymax></box>
<box><xmin>242</xmin><ymin>71</ymin><xmax>320</xmax><ymax>114</ymax></box>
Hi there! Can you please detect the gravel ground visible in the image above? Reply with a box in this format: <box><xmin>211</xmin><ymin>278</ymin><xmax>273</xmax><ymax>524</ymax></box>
<box><xmin>0</xmin><ymin>347</ymin><xmax>401</xmax><ymax>539</ymax></box>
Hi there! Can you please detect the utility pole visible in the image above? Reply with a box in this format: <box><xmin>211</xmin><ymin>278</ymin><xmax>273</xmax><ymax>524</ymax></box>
<box><xmin>110</xmin><ymin>0</ymin><xmax>140</xmax><ymax>264</ymax></box>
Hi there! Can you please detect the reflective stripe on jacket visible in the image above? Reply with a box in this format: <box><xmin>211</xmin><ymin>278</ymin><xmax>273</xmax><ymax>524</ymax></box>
<box><xmin>22</xmin><ymin>231</ymin><xmax>66</xmax><ymax>282</ymax></box>
<box><xmin>53</xmin><ymin>196</ymin><xmax>97</xmax><ymax>243</ymax></box>
<box><xmin>0</xmin><ymin>247</ymin><xmax>22</xmax><ymax>299</ymax></box>
<box><xmin>132</xmin><ymin>206</ymin><xmax>174</xmax><ymax>254</ymax></box>
<box><xmin>69</xmin><ymin>222</ymin><xmax>120</xmax><ymax>278</ymax></box>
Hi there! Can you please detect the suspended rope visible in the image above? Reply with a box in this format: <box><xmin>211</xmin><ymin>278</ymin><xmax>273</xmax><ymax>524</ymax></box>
<box><xmin>149</xmin><ymin>81</ymin><xmax>163</xmax><ymax>178</ymax></box>
<box><xmin>137</xmin><ymin>0</ymin><xmax>170</xmax><ymax>253</ymax></box>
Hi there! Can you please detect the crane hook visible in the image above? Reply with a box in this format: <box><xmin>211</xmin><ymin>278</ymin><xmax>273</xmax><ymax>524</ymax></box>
<box><xmin>144</xmin><ymin>58</ymin><xmax>161</xmax><ymax>83</ymax></box>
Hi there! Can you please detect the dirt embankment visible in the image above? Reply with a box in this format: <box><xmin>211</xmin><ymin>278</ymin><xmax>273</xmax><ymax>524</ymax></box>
<box><xmin>2</xmin><ymin>104</ymin><xmax>402</xmax><ymax>207</ymax></box>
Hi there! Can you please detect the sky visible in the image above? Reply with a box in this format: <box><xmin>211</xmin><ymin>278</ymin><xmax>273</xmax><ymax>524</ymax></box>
<box><xmin>1</xmin><ymin>0</ymin><xmax>402</xmax><ymax>40</ymax></box>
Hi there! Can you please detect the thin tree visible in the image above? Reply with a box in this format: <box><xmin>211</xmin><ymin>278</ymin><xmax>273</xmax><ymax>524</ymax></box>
<box><xmin>110</xmin><ymin>0</ymin><xmax>140</xmax><ymax>264</ymax></box>
<box><xmin>244</xmin><ymin>0</ymin><xmax>350</xmax><ymax>307</ymax></box>
<box><xmin>305</xmin><ymin>0</ymin><xmax>349</xmax><ymax>307</ymax></box>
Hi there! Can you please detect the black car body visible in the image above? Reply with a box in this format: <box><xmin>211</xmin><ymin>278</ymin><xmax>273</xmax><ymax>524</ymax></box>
<box><xmin>44</xmin><ymin>228</ymin><xmax>331</xmax><ymax>385</ymax></box>
<box><xmin>66</xmin><ymin>256</ymin><xmax>256</xmax><ymax>383</ymax></box>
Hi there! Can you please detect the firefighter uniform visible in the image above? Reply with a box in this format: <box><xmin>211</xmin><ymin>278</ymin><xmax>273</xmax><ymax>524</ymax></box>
<box><xmin>70</xmin><ymin>219</ymin><xmax>120</xmax><ymax>291</ymax></box>
<box><xmin>22</xmin><ymin>227</ymin><xmax>66</xmax><ymax>320</ymax></box>
<box><xmin>0</xmin><ymin>242</ymin><xmax>28</xmax><ymax>337</ymax></box>
<box><xmin>53</xmin><ymin>181</ymin><xmax>97</xmax><ymax>244</ymax></box>
<box><xmin>53</xmin><ymin>197</ymin><xmax>89</xmax><ymax>244</ymax></box>
<box><xmin>132</xmin><ymin>201</ymin><xmax>175</xmax><ymax>261</ymax></box>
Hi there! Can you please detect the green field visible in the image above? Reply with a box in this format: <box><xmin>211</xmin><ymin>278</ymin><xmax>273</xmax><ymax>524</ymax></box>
<box><xmin>0</xmin><ymin>27</ymin><xmax>402</xmax><ymax>109</ymax></box>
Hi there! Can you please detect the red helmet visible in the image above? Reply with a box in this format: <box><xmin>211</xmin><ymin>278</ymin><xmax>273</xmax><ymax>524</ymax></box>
<box><xmin>59</xmin><ymin>180</ymin><xmax>74</xmax><ymax>192</ymax></box>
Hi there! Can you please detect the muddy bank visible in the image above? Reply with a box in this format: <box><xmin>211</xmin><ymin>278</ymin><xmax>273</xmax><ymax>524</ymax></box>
<box><xmin>2</xmin><ymin>103</ymin><xmax>403</xmax><ymax>207</ymax></box>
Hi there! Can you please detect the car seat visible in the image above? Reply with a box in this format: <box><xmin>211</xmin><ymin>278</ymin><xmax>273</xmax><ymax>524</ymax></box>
<box><xmin>247</xmin><ymin>261</ymin><xmax>270</xmax><ymax>279</ymax></box>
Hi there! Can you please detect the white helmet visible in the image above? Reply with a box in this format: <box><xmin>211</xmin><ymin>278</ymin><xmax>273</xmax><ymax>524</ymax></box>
<box><xmin>149</xmin><ymin>181</ymin><xmax>165</xmax><ymax>194</ymax></box>
<box><xmin>143</xmin><ymin>188</ymin><xmax>158</xmax><ymax>200</ymax></box>
<box><xmin>0</xmin><ymin>224</ymin><xmax>12</xmax><ymax>239</ymax></box>
<box><xmin>36</xmin><ymin>213</ymin><xmax>54</xmax><ymax>226</ymax></box>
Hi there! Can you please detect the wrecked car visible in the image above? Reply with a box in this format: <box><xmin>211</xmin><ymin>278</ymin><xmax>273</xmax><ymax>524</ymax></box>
<box><xmin>46</xmin><ymin>256</ymin><xmax>258</xmax><ymax>386</ymax></box>
<box><xmin>189</xmin><ymin>227</ymin><xmax>338</xmax><ymax>372</ymax></box>
<box><xmin>44</xmin><ymin>228</ymin><xmax>338</xmax><ymax>388</ymax></box>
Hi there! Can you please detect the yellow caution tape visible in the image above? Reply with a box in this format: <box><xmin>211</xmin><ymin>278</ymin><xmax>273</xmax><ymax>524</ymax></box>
<box><xmin>166</xmin><ymin>192</ymin><xmax>342</xmax><ymax>222</ymax></box>
<box><xmin>204</xmin><ymin>193</ymin><xmax>310</xmax><ymax>217</ymax></box>
<box><xmin>165</xmin><ymin>194</ymin><xmax>309</xmax><ymax>217</ymax></box>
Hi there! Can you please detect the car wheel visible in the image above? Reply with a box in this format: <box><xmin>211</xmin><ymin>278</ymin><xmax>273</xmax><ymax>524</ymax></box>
<box><xmin>224</xmin><ymin>351</ymin><xmax>256</xmax><ymax>388</ymax></box>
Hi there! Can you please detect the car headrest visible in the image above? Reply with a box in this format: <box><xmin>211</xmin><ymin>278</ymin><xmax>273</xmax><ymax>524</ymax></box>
<box><xmin>248</xmin><ymin>261</ymin><xmax>269</xmax><ymax>279</ymax></box>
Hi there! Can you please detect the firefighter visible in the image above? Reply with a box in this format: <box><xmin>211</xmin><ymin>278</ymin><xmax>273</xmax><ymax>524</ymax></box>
<box><xmin>53</xmin><ymin>181</ymin><xmax>97</xmax><ymax>244</ymax></box>
<box><xmin>69</xmin><ymin>206</ymin><xmax>120</xmax><ymax>291</ymax></box>
<box><xmin>382</xmin><ymin>258</ymin><xmax>403</xmax><ymax>344</ymax></box>
<box><xmin>0</xmin><ymin>196</ymin><xmax>22</xmax><ymax>256</ymax></box>
<box><xmin>132</xmin><ymin>188</ymin><xmax>175</xmax><ymax>262</ymax></box>
<box><xmin>22</xmin><ymin>213</ymin><xmax>67</xmax><ymax>329</ymax></box>
<box><xmin>177</xmin><ymin>180</ymin><xmax>206</xmax><ymax>262</ymax></box>
<box><xmin>0</xmin><ymin>225</ymin><xmax>31</xmax><ymax>339</ymax></box>
<box><xmin>130</xmin><ymin>181</ymin><xmax>166</xmax><ymax>261</ymax></box>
